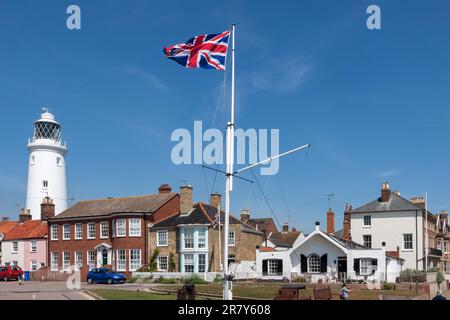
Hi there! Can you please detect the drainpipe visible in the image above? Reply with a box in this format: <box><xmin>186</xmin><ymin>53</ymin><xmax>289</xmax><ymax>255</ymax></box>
<box><xmin>415</xmin><ymin>210</ymin><xmax>418</xmax><ymax>270</ymax></box>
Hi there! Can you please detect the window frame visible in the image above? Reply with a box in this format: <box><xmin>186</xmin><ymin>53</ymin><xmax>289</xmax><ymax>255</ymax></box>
<box><xmin>198</xmin><ymin>253</ymin><xmax>206</xmax><ymax>273</ymax></box>
<box><xmin>51</xmin><ymin>224</ymin><xmax>58</xmax><ymax>240</ymax></box>
<box><xmin>63</xmin><ymin>224</ymin><xmax>71</xmax><ymax>240</ymax></box>
<box><xmin>307</xmin><ymin>254</ymin><xmax>320</xmax><ymax>273</ymax></box>
<box><xmin>228</xmin><ymin>230</ymin><xmax>236</xmax><ymax>246</ymax></box>
<box><xmin>157</xmin><ymin>255</ymin><xmax>168</xmax><ymax>272</ymax></box>
<box><xmin>30</xmin><ymin>260</ymin><xmax>38</xmax><ymax>271</ymax></box>
<box><xmin>30</xmin><ymin>240</ymin><xmax>37</xmax><ymax>253</ymax></box>
<box><xmin>359</xmin><ymin>258</ymin><xmax>372</xmax><ymax>276</ymax></box>
<box><xmin>157</xmin><ymin>230</ymin><xmax>168</xmax><ymax>247</ymax></box>
<box><xmin>87</xmin><ymin>251</ymin><xmax>96</xmax><ymax>271</ymax></box>
<box><xmin>184</xmin><ymin>228</ymin><xmax>194</xmax><ymax>249</ymax></box>
<box><xmin>129</xmin><ymin>249</ymin><xmax>141</xmax><ymax>272</ymax></box>
<box><xmin>100</xmin><ymin>221</ymin><xmax>109</xmax><ymax>239</ymax></box>
<box><xmin>62</xmin><ymin>251</ymin><xmax>71</xmax><ymax>272</ymax></box>
<box><xmin>198</xmin><ymin>228</ymin><xmax>207</xmax><ymax>249</ymax></box>
<box><xmin>75</xmin><ymin>223</ymin><xmax>83</xmax><ymax>240</ymax></box>
<box><xmin>363</xmin><ymin>215</ymin><xmax>372</xmax><ymax>227</ymax></box>
<box><xmin>403</xmin><ymin>233</ymin><xmax>413</xmax><ymax>251</ymax></box>
<box><xmin>12</xmin><ymin>241</ymin><xmax>18</xmax><ymax>253</ymax></box>
<box><xmin>51</xmin><ymin>252</ymin><xmax>58</xmax><ymax>271</ymax></box>
<box><xmin>87</xmin><ymin>222</ymin><xmax>96</xmax><ymax>239</ymax></box>
<box><xmin>267</xmin><ymin>259</ymin><xmax>280</xmax><ymax>275</ymax></box>
<box><xmin>116</xmin><ymin>249</ymin><xmax>126</xmax><ymax>272</ymax></box>
<box><xmin>75</xmin><ymin>251</ymin><xmax>83</xmax><ymax>271</ymax></box>
<box><xmin>116</xmin><ymin>219</ymin><xmax>126</xmax><ymax>238</ymax></box>
<box><xmin>183</xmin><ymin>253</ymin><xmax>194</xmax><ymax>273</ymax></box>
<box><xmin>363</xmin><ymin>235</ymin><xmax>372</xmax><ymax>248</ymax></box>
<box><xmin>128</xmin><ymin>219</ymin><xmax>141</xmax><ymax>237</ymax></box>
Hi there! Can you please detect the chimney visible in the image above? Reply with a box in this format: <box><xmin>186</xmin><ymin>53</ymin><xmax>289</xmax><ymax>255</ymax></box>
<box><xmin>343</xmin><ymin>219</ymin><xmax>350</xmax><ymax>241</ymax></box>
<box><xmin>240</xmin><ymin>209</ymin><xmax>250</xmax><ymax>223</ymax></box>
<box><xmin>40</xmin><ymin>197</ymin><xmax>55</xmax><ymax>220</ymax></box>
<box><xmin>326</xmin><ymin>209</ymin><xmax>335</xmax><ymax>235</ymax></box>
<box><xmin>158</xmin><ymin>184</ymin><xmax>172</xmax><ymax>194</ymax></box>
<box><xmin>1</xmin><ymin>216</ymin><xmax>9</xmax><ymax>221</ymax></box>
<box><xmin>410</xmin><ymin>196</ymin><xmax>425</xmax><ymax>209</ymax></box>
<box><xmin>180</xmin><ymin>185</ymin><xmax>193</xmax><ymax>214</ymax></box>
<box><xmin>209</xmin><ymin>193</ymin><xmax>222</xmax><ymax>209</ymax></box>
<box><xmin>381</xmin><ymin>181</ymin><xmax>391</xmax><ymax>203</ymax></box>
<box><xmin>292</xmin><ymin>227</ymin><xmax>297</xmax><ymax>232</ymax></box>
<box><xmin>19</xmin><ymin>208</ymin><xmax>32</xmax><ymax>223</ymax></box>
<box><xmin>282</xmin><ymin>222</ymin><xmax>289</xmax><ymax>233</ymax></box>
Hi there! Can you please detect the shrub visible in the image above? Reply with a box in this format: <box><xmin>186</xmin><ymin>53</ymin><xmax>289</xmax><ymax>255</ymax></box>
<box><xmin>157</xmin><ymin>277</ymin><xmax>177</xmax><ymax>284</ymax></box>
<box><xmin>183</xmin><ymin>275</ymin><xmax>208</xmax><ymax>285</ymax></box>
<box><xmin>383</xmin><ymin>282</ymin><xmax>396</xmax><ymax>290</ymax></box>
<box><xmin>214</xmin><ymin>274</ymin><xmax>223</xmax><ymax>283</ymax></box>
<box><xmin>149</xmin><ymin>248</ymin><xmax>159</xmax><ymax>272</ymax></box>
<box><xmin>168</xmin><ymin>253</ymin><xmax>176</xmax><ymax>272</ymax></box>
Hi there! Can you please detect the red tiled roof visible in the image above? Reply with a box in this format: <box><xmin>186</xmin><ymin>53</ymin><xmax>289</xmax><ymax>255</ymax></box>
<box><xmin>0</xmin><ymin>221</ymin><xmax>18</xmax><ymax>235</ymax></box>
<box><xmin>2</xmin><ymin>220</ymin><xmax>47</xmax><ymax>240</ymax></box>
<box><xmin>386</xmin><ymin>250</ymin><xmax>400</xmax><ymax>259</ymax></box>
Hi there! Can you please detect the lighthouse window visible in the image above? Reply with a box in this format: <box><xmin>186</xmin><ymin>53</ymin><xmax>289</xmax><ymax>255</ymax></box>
<box><xmin>43</xmin><ymin>180</ymin><xmax>48</xmax><ymax>188</ymax></box>
<box><xmin>56</xmin><ymin>157</ymin><xmax>61</xmax><ymax>166</ymax></box>
<box><xmin>30</xmin><ymin>156</ymin><xmax>35</xmax><ymax>165</ymax></box>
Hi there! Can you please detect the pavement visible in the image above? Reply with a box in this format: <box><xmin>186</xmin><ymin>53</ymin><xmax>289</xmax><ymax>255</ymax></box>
<box><xmin>0</xmin><ymin>280</ymin><xmax>150</xmax><ymax>300</ymax></box>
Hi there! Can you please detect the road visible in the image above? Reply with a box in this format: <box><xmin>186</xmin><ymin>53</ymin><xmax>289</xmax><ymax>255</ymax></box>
<box><xmin>0</xmin><ymin>280</ymin><xmax>149</xmax><ymax>300</ymax></box>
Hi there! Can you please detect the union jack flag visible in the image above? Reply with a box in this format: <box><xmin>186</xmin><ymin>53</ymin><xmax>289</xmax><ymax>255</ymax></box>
<box><xmin>163</xmin><ymin>30</ymin><xmax>230</xmax><ymax>71</ymax></box>
<box><xmin>212</xmin><ymin>208</ymin><xmax>221</xmax><ymax>228</ymax></box>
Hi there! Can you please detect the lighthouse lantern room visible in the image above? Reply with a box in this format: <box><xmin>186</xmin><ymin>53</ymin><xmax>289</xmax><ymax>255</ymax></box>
<box><xmin>25</xmin><ymin>108</ymin><xmax>68</xmax><ymax>220</ymax></box>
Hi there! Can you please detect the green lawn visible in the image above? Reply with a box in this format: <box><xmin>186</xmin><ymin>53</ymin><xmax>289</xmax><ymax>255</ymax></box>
<box><xmin>155</xmin><ymin>283</ymin><xmax>420</xmax><ymax>300</ymax></box>
<box><xmin>90</xmin><ymin>289</ymin><xmax>177</xmax><ymax>300</ymax></box>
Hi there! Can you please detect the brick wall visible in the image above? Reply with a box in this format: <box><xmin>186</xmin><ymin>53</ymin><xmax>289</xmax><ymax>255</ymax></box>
<box><xmin>148</xmin><ymin>228</ymin><xmax>179</xmax><ymax>271</ymax></box>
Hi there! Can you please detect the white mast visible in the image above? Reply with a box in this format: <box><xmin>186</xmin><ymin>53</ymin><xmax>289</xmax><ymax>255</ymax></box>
<box><xmin>221</xmin><ymin>24</ymin><xmax>310</xmax><ymax>300</ymax></box>
<box><xmin>223</xmin><ymin>24</ymin><xmax>236</xmax><ymax>301</ymax></box>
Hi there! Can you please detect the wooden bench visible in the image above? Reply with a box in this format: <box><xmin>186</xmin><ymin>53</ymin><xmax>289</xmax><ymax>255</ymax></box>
<box><xmin>274</xmin><ymin>284</ymin><xmax>308</xmax><ymax>300</ymax></box>
<box><xmin>313</xmin><ymin>286</ymin><xmax>332</xmax><ymax>300</ymax></box>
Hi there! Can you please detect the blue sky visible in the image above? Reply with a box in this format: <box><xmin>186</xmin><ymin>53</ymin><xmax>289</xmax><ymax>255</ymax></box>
<box><xmin>1</xmin><ymin>0</ymin><xmax>450</xmax><ymax>233</ymax></box>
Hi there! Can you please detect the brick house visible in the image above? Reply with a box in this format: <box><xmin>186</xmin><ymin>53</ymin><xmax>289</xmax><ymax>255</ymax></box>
<box><xmin>148</xmin><ymin>186</ymin><xmax>264</xmax><ymax>273</ymax></box>
<box><xmin>436</xmin><ymin>210</ymin><xmax>450</xmax><ymax>273</ymax></box>
<box><xmin>46</xmin><ymin>184</ymin><xmax>179</xmax><ymax>277</ymax></box>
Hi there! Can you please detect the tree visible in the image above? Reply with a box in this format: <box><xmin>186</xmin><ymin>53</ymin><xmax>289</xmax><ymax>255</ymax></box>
<box><xmin>149</xmin><ymin>248</ymin><xmax>159</xmax><ymax>272</ymax></box>
<box><xmin>169</xmin><ymin>252</ymin><xmax>176</xmax><ymax>272</ymax></box>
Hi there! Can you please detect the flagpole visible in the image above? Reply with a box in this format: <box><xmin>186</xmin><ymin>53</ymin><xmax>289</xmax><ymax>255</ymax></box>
<box><xmin>218</xmin><ymin>203</ymin><xmax>222</xmax><ymax>271</ymax></box>
<box><xmin>425</xmin><ymin>192</ymin><xmax>428</xmax><ymax>271</ymax></box>
<box><xmin>223</xmin><ymin>24</ymin><xmax>235</xmax><ymax>301</ymax></box>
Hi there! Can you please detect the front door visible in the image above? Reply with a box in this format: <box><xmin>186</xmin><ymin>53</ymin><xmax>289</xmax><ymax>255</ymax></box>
<box><xmin>337</xmin><ymin>256</ymin><xmax>347</xmax><ymax>281</ymax></box>
<box><xmin>102</xmin><ymin>249</ymin><xmax>108</xmax><ymax>266</ymax></box>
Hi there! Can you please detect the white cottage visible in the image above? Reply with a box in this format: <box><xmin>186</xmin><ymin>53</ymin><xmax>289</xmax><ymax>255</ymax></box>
<box><xmin>256</xmin><ymin>221</ymin><xmax>403</xmax><ymax>283</ymax></box>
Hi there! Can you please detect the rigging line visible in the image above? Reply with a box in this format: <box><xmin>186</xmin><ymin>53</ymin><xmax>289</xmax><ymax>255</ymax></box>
<box><xmin>233</xmin><ymin>128</ymin><xmax>284</xmax><ymax>230</ymax></box>
<box><xmin>202</xmin><ymin>165</ymin><xmax>210</xmax><ymax>201</ymax></box>
<box><xmin>276</xmin><ymin>176</ymin><xmax>294</xmax><ymax>226</ymax></box>
<box><xmin>250</xmin><ymin>168</ymin><xmax>282</xmax><ymax>230</ymax></box>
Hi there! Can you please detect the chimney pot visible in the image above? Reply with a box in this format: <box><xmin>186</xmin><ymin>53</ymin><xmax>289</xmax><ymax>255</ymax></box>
<box><xmin>19</xmin><ymin>208</ymin><xmax>32</xmax><ymax>223</ymax></box>
<box><xmin>209</xmin><ymin>193</ymin><xmax>222</xmax><ymax>209</ymax></box>
<box><xmin>240</xmin><ymin>209</ymin><xmax>250</xmax><ymax>223</ymax></box>
<box><xmin>315</xmin><ymin>221</ymin><xmax>320</xmax><ymax>231</ymax></box>
<box><xmin>180</xmin><ymin>185</ymin><xmax>193</xmax><ymax>214</ymax></box>
<box><xmin>158</xmin><ymin>184</ymin><xmax>172</xmax><ymax>194</ymax></box>
<box><xmin>40</xmin><ymin>197</ymin><xmax>56</xmax><ymax>220</ymax></box>
<box><xmin>381</xmin><ymin>181</ymin><xmax>391</xmax><ymax>202</ymax></box>
<box><xmin>1</xmin><ymin>216</ymin><xmax>9</xmax><ymax>221</ymax></box>
<box><xmin>282</xmin><ymin>222</ymin><xmax>289</xmax><ymax>233</ymax></box>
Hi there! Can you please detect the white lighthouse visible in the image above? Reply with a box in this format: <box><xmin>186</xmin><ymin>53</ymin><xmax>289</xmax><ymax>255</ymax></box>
<box><xmin>25</xmin><ymin>109</ymin><xmax>68</xmax><ymax>219</ymax></box>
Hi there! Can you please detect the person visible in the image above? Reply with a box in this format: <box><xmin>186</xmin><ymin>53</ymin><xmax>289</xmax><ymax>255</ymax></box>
<box><xmin>340</xmin><ymin>283</ymin><xmax>350</xmax><ymax>300</ymax></box>
<box><xmin>18</xmin><ymin>272</ymin><xmax>24</xmax><ymax>286</ymax></box>
<box><xmin>432</xmin><ymin>290</ymin><xmax>447</xmax><ymax>300</ymax></box>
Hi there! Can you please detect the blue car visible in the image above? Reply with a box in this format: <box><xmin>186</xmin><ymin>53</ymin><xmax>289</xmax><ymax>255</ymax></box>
<box><xmin>87</xmin><ymin>268</ymin><xmax>126</xmax><ymax>284</ymax></box>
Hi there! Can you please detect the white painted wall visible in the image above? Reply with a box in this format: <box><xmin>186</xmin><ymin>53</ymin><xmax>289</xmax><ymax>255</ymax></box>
<box><xmin>1</xmin><ymin>240</ymin><xmax>25</xmax><ymax>268</ymax></box>
<box><xmin>350</xmin><ymin>210</ymin><xmax>423</xmax><ymax>270</ymax></box>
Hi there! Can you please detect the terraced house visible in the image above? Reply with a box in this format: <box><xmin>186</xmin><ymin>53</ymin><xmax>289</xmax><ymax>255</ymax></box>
<box><xmin>46</xmin><ymin>184</ymin><xmax>179</xmax><ymax>277</ymax></box>
<box><xmin>148</xmin><ymin>186</ymin><xmax>265</xmax><ymax>273</ymax></box>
